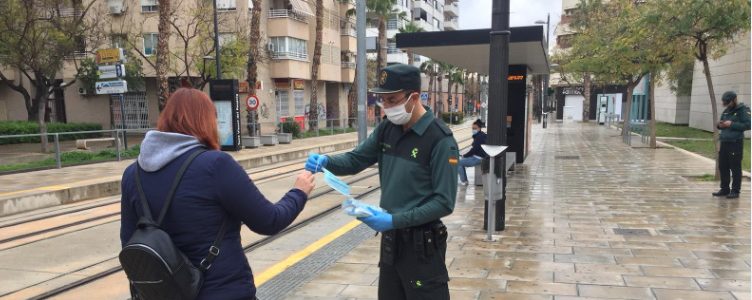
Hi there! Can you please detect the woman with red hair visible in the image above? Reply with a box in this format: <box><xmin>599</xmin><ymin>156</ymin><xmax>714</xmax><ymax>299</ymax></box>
<box><xmin>120</xmin><ymin>88</ymin><xmax>315</xmax><ymax>299</ymax></box>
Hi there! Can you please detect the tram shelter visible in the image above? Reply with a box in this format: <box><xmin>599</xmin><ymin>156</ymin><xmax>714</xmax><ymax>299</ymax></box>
<box><xmin>396</xmin><ymin>26</ymin><xmax>550</xmax><ymax>163</ymax></box>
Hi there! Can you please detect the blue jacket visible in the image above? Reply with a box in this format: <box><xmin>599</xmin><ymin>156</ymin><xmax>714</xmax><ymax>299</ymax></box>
<box><xmin>463</xmin><ymin>131</ymin><xmax>488</xmax><ymax>158</ymax></box>
<box><xmin>120</xmin><ymin>131</ymin><xmax>306</xmax><ymax>299</ymax></box>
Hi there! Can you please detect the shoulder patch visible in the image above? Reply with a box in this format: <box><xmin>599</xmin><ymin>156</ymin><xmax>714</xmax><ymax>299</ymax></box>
<box><xmin>433</xmin><ymin>119</ymin><xmax>453</xmax><ymax>136</ymax></box>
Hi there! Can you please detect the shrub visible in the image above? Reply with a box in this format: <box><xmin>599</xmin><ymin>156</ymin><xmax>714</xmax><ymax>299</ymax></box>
<box><xmin>277</xmin><ymin>118</ymin><xmax>302</xmax><ymax>138</ymax></box>
<box><xmin>440</xmin><ymin>112</ymin><xmax>464</xmax><ymax>125</ymax></box>
<box><xmin>0</xmin><ymin>121</ymin><xmax>103</xmax><ymax>144</ymax></box>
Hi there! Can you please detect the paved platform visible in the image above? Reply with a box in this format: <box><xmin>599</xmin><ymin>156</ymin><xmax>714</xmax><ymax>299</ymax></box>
<box><xmin>282</xmin><ymin>122</ymin><xmax>750</xmax><ymax>300</ymax></box>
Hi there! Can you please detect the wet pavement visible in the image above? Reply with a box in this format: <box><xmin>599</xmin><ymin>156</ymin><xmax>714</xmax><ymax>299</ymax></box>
<box><xmin>287</xmin><ymin>122</ymin><xmax>751</xmax><ymax>299</ymax></box>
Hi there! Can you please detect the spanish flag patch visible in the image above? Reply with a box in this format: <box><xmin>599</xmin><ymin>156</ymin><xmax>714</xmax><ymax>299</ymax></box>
<box><xmin>448</xmin><ymin>157</ymin><xmax>458</xmax><ymax>165</ymax></box>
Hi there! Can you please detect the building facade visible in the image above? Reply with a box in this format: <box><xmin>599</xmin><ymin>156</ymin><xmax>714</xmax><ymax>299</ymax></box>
<box><xmin>0</xmin><ymin>0</ymin><xmax>357</xmax><ymax>133</ymax></box>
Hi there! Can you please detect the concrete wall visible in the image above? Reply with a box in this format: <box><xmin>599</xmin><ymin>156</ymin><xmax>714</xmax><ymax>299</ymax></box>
<box><xmin>689</xmin><ymin>32</ymin><xmax>751</xmax><ymax>132</ymax></box>
<box><xmin>653</xmin><ymin>74</ymin><xmax>690</xmax><ymax>125</ymax></box>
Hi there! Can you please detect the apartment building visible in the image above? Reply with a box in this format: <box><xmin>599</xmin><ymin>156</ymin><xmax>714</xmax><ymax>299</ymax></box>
<box><xmin>0</xmin><ymin>0</ymin><xmax>357</xmax><ymax>132</ymax></box>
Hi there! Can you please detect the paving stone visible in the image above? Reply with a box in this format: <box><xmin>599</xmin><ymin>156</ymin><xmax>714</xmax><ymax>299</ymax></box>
<box><xmin>711</xmin><ymin>269</ymin><xmax>752</xmax><ymax>280</ymax></box>
<box><xmin>574</xmin><ymin>263</ymin><xmax>643</xmax><ymax>275</ymax></box>
<box><xmin>615</xmin><ymin>256</ymin><xmax>683</xmax><ymax>267</ymax></box>
<box><xmin>652</xmin><ymin>289</ymin><xmax>735</xmax><ymax>300</ymax></box>
<box><xmin>479</xmin><ymin>291</ymin><xmax>552</xmax><ymax>300</ymax></box>
<box><xmin>505</xmin><ymin>281</ymin><xmax>577</xmax><ymax>296</ymax></box>
<box><xmin>554</xmin><ymin>271</ymin><xmax>625</xmax><ymax>285</ymax></box>
<box><xmin>554</xmin><ymin>254</ymin><xmax>616</xmax><ymax>264</ymax></box>
<box><xmin>623</xmin><ymin>275</ymin><xmax>700</xmax><ymax>289</ymax></box>
<box><xmin>449</xmin><ymin>289</ymin><xmax>482</xmax><ymax>300</ymax></box>
<box><xmin>640</xmin><ymin>266</ymin><xmax>715</xmax><ymax>278</ymax></box>
<box><xmin>338</xmin><ymin>285</ymin><xmax>377</xmax><ymax>299</ymax></box>
<box><xmin>695</xmin><ymin>278</ymin><xmax>751</xmax><ymax>292</ymax></box>
<box><xmin>293</xmin><ymin>282</ymin><xmax>347</xmax><ymax>297</ymax></box>
<box><xmin>449</xmin><ymin>277</ymin><xmax>507</xmax><ymax>291</ymax></box>
<box><xmin>577</xmin><ymin>285</ymin><xmax>654</xmax><ymax>299</ymax></box>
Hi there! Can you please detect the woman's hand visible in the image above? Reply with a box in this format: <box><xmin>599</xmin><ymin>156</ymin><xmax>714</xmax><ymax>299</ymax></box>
<box><xmin>294</xmin><ymin>171</ymin><xmax>316</xmax><ymax>196</ymax></box>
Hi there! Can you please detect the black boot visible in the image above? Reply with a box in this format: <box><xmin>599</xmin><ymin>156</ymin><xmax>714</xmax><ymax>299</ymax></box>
<box><xmin>727</xmin><ymin>191</ymin><xmax>740</xmax><ymax>199</ymax></box>
<box><xmin>712</xmin><ymin>189</ymin><xmax>730</xmax><ymax>197</ymax></box>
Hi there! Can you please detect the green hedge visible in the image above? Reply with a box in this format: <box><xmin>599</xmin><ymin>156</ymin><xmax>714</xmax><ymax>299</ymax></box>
<box><xmin>0</xmin><ymin>121</ymin><xmax>103</xmax><ymax>144</ymax></box>
<box><xmin>277</xmin><ymin>118</ymin><xmax>302</xmax><ymax>138</ymax></box>
<box><xmin>440</xmin><ymin>112</ymin><xmax>465</xmax><ymax>125</ymax></box>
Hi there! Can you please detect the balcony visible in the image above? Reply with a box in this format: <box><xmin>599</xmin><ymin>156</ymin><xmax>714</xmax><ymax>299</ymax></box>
<box><xmin>271</xmin><ymin>59</ymin><xmax>310</xmax><ymax>79</ymax></box>
<box><xmin>444</xmin><ymin>3</ymin><xmax>458</xmax><ymax>17</ymax></box>
<box><xmin>444</xmin><ymin>18</ymin><xmax>458</xmax><ymax>31</ymax></box>
<box><xmin>267</xmin><ymin>10</ymin><xmax>310</xmax><ymax>40</ymax></box>
<box><xmin>413</xmin><ymin>0</ymin><xmax>434</xmax><ymax>15</ymax></box>
<box><xmin>341</xmin><ymin>62</ymin><xmax>355</xmax><ymax>82</ymax></box>
<box><xmin>268</xmin><ymin>9</ymin><xmax>309</xmax><ymax>23</ymax></box>
<box><xmin>341</xmin><ymin>35</ymin><xmax>356</xmax><ymax>52</ymax></box>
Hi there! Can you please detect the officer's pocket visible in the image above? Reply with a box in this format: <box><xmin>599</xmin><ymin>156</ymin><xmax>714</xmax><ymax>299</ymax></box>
<box><xmin>409</xmin><ymin>273</ymin><xmax>449</xmax><ymax>290</ymax></box>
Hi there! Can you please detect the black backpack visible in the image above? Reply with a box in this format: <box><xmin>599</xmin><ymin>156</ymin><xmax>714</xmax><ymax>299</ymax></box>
<box><xmin>119</xmin><ymin>149</ymin><xmax>228</xmax><ymax>300</ymax></box>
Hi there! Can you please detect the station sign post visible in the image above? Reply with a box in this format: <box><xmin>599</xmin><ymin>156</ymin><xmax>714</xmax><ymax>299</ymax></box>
<box><xmin>210</xmin><ymin>79</ymin><xmax>242</xmax><ymax>151</ymax></box>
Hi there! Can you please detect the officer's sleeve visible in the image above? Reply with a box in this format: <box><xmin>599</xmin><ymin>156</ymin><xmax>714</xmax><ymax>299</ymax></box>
<box><xmin>730</xmin><ymin>106</ymin><xmax>751</xmax><ymax>132</ymax></box>
<box><xmin>325</xmin><ymin>124</ymin><xmax>382</xmax><ymax>176</ymax></box>
<box><xmin>392</xmin><ymin>136</ymin><xmax>459</xmax><ymax>228</ymax></box>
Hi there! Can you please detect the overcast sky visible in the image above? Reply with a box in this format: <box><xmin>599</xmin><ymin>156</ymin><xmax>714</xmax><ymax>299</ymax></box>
<box><xmin>459</xmin><ymin>0</ymin><xmax>562</xmax><ymax>47</ymax></box>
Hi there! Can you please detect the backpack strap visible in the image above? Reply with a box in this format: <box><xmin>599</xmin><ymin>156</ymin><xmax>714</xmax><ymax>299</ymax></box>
<box><xmin>133</xmin><ymin>148</ymin><xmax>206</xmax><ymax>224</ymax></box>
<box><xmin>199</xmin><ymin>219</ymin><xmax>228</xmax><ymax>271</ymax></box>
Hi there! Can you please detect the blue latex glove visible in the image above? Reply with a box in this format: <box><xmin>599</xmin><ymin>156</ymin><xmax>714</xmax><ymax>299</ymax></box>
<box><xmin>358</xmin><ymin>207</ymin><xmax>394</xmax><ymax>232</ymax></box>
<box><xmin>305</xmin><ymin>153</ymin><xmax>328</xmax><ymax>173</ymax></box>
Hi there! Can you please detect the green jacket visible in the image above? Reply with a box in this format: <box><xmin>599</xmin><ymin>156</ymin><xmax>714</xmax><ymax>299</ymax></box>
<box><xmin>719</xmin><ymin>103</ymin><xmax>751</xmax><ymax>142</ymax></box>
<box><xmin>326</xmin><ymin>110</ymin><xmax>459</xmax><ymax>229</ymax></box>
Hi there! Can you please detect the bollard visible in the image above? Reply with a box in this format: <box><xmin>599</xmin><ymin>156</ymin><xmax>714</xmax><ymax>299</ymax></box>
<box><xmin>54</xmin><ymin>134</ymin><xmax>62</xmax><ymax>169</ymax></box>
<box><xmin>486</xmin><ymin>156</ymin><xmax>496</xmax><ymax>241</ymax></box>
<box><xmin>116</xmin><ymin>130</ymin><xmax>122</xmax><ymax>161</ymax></box>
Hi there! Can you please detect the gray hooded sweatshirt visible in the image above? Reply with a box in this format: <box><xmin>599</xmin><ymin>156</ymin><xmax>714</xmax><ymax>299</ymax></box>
<box><xmin>138</xmin><ymin>130</ymin><xmax>203</xmax><ymax>172</ymax></box>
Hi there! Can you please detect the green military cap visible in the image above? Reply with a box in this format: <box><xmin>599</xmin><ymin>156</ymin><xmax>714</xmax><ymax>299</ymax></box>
<box><xmin>370</xmin><ymin>64</ymin><xmax>421</xmax><ymax>94</ymax></box>
<box><xmin>722</xmin><ymin>91</ymin><xmax>737</xmax><ymax>103</ymax></box>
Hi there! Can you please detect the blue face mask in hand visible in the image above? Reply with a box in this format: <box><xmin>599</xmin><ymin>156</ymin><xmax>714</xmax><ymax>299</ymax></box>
<box><xmin>323</xmin><ymin>168</ymin><xmax>351</xmax><ymax>196</ymax></box>
<box><xmin>305</xmin><ymin>153</ymin><xmax>328</xmax><ymax>173</ymax></box>
<box><xmin>358</xmin><ymin>207</ymin><xmax>394</xmax><ymax>232</ymax></box>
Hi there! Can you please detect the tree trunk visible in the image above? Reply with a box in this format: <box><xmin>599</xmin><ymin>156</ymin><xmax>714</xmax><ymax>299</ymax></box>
<box><xmin>701</xmin><ymin>58</ymin><xmax>721</xmax><ymax>179</ymax></box>
<box><xmin>407</xmin><ymin>49</ymin><xmax>414</xmax><ymax>65</ymax></box>
<box><xmin>649</xmin><ymin>74</ymin><xmax>657</xmax><ymax>148</ymax></box>
<box><xmin>622</xmin><ymin>81</ymin><xmax>636</xmax><ymax>138</ymax></box>
<box><xmin>377</xmin><ymin>16</ymin><xmax>387</xmax><ymax>71</ymax></box>
<box><xmin>437</xmin><ymin>76</ymin><xmax>443</xmax><ymax>115</ymax></box>
<box><xmin>447</xmin><ymin>77</ymin><xmax>453</xmax><ymax>113</ymax></box>
<box><xmin>309</xmin><ymin>0</ymin><xmax>323</xmax><ymax>131</ymax></box>
<box><xmin>246</xmin><ymin>0</ymin><xmax>262</xmax><ymax>137</ymax></box>
<box><xmin>32</xmin><ymin>73</ymin><xmax>49</xmax><ymax>152</ymax></box>
<box><xmin>156</xmin><ymin>0</ymin><xmax>171</xmax><ymax>111</ymax></box>
<box><xmin>582</xmin><ymin>73</ymin><xmax>591</xmax><ymax>122</ymax></box>
<box><xmin>347</xmin><ymin>62</ymin><xmax>357</xmax><ymax>128</ymax></box>
<box><xmin>427</xmin><ymin>74</ymin><xmax>434</xmax><ymax>114</ymax></box>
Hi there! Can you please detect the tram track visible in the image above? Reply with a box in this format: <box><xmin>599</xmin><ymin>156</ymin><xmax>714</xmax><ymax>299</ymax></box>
<box><xmin>16</xmin><ymin>169</ymin><xmax>383</xmax><ymax>300</ymax></box>
<box><xmin>0</xmin><ymin>128</ymin><xmax>473</xmax><ymax>299</ymax></box>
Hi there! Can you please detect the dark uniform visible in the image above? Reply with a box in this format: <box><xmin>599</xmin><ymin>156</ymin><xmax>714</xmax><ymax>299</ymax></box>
<box><xmin>717</xmin><ymin>94</ymin><xmax>750</xmax><ymax>197</ymax></box>
<box><xmin>325</xmin><ymin>65</ymin><xmax>459</xmax><ymax>299</ymax></box>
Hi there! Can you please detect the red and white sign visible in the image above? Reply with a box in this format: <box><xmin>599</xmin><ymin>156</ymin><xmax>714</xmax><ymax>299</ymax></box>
<box><xmin>246</xmin><ymin>95</ymin><xmax>260</xmax><ymax>111</ymax></box>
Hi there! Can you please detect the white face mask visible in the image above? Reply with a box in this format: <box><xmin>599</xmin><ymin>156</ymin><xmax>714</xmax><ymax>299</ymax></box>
<box><xmin>472</xmin><ymin>129</ymin><xmax>479</xmax><ymax>135</ymax></box>
<box><xmin>381</xmin><ymin>95</ymin><xmax>415</xmax><ymax>125</ymax></box>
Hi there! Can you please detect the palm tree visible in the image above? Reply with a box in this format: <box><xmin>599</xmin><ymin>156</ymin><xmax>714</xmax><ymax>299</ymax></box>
<box><xmin>367</xmin><ymin>0</ymin><xmax>402</xmax><ymax>71</ymax></box>
<box><xmin>436</xmin><ymin>62</ymin><xmax>451</xmax><ymax>115</ymax></box>
<box><xmin>309</xmin><ymin>0</ymin><xmax>324</xmax><ymax>131</ymax></box>
<box><xmin>246</xmin><ymin>0</ymin><xmax>262</xmax><ymax>136</ymax></box>
<box><xmin>398</xmin><ymin>21</ymin><xmax>424</xmax><ymax>65</ymax></box>
<box><xmin>420</xmin><ymin>60</ymin><xmax>437</xmax><ymax>113</ymax></box>
<box><xmin>156</xmin><ymin>0</ymin><xmax>172</xmax><ymax>110</ymax></box>
<box><xmin>451</xmin><ymin>69</ymin><xmax>465</xmax><ymax>113</ymax></box>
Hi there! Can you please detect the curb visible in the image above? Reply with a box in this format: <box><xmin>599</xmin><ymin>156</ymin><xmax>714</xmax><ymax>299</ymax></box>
<box><xmin>0</xmin><ymin>138</ymin><xmax>359</xmax><ymax>217</ymax></box>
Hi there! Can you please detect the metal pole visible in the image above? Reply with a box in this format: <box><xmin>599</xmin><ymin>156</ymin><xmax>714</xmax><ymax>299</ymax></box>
<box><xmin>54</xmin><ymin>134</ymin><xmax>61</xmax><ymax>169</ymax></box>
<box><xmin>487</xmin><ymin>0</ymin><xmax>509</xmax><ymax>146</ymax></box>
<box><xmin>212</xmin><ymin>0</ymin><xmax>221</xmax><ymax>79</ymax></box>
<box><xmin>116</xmin><ymin>130</ymin><xmax>122</xmax><ymax>161</ymax></box>
<box><xmin>356</xmin><ymin>0</ymin><xmax>367</xmax><ymax>142</ymax></box>
<box><xmin>119</xmin><ymin>94</ymin><xmax>128</xmax><ymax>149</ymax></box>
<box><xmin>486</xmin><ymin>157</ymin><xmax>496</xmax><ymax>241</ymax></box>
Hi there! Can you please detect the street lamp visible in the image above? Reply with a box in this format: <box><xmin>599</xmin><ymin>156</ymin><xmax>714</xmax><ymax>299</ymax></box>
<box><xmin>212</xmin><ymin>0</ymin><xmax>221</xmax><ymax>79</ymax></box>
<box><xmin>535</xmin><ymin>14</ymin><xmax>550</xmax><ymax>120</ymax></box>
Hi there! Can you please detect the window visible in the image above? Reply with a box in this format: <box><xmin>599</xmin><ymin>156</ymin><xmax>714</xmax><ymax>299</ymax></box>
<box><xmin>111</xmin><ymin>35</ymin><xmax>127</xmax><ymax>49</ymax></box>
<box><xmin>219</xmin><ymin>33</ymin><xmax>235</xmax><ymax>47</ymax></box>
<box><xmin>387</xmin><ymin>16</ymin><xmax>399</xmax><ymax>30</ymax></box>
<box><xmin>143</xmin><ymin>33</ymin><xmax>157</xmax><ymax>56</ymax></box>
<box><xmin>276</xmin><ymin>90</ymin><xmax>290</xmax><ymax>118</ymax></box>
<box><xmin>294</xmin><ymin>90</ymin><xmax>305</xmax><ymax>115</ymax></box>
<box><xmin>269</xmin><ymin>37</ymin><xmax>308</xmax><ymax>60</ymax></box>
<box><xmin>141</xmin><ymin>0</ymin><xmax>157</xmax><ymax>12</ymax></box>
<box><xmin>217</xmin><ymin>0</ymin><xmax>235</xmax><ymax>11</ymax></box>
<box><xmin>433</xmin><ymin>18</ymin><xmax>441</xmax><ymax>30</ymax></box>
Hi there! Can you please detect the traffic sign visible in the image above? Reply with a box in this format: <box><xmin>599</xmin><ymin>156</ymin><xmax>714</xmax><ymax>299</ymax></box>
<box><xmin>98</xmin><ymin>64</ymin><xmax>126</xmax><ymax>79</ymax></box>
<box><xmin>246</xmin><ymin>95</ymin><xmax>259</xmax><ymax>111</ymax></box>
<box><xmin>95</xmin><ymin>80</ymin><xmax>128</xmax><ymax>94</ymax></box>
<box><xmin>420</xmin><ymin>92</ymin><xmax>429</xmax><ymax>101</ymax></box>
<box><xmin>96</xmin><ymin>48</ymin><xmax>125</xmax><ymax>64</ymax></box>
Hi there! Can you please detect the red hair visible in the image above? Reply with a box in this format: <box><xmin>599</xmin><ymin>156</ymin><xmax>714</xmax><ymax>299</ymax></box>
<box><xmin>157</xmin><ymin>88</ymin><xmax>220</xmax><ymax>150</ymax></box>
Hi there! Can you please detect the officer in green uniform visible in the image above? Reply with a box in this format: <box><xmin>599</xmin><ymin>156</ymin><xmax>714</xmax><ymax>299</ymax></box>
<box><xmin>713</xmin><ymin>91</ymin><xmax>751</xmax><ymax>199</ymax></box>
<box><xmin>305</xmin><ymin>64</ymin><xmax>459</xmax><ymax>299</ymax></box>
